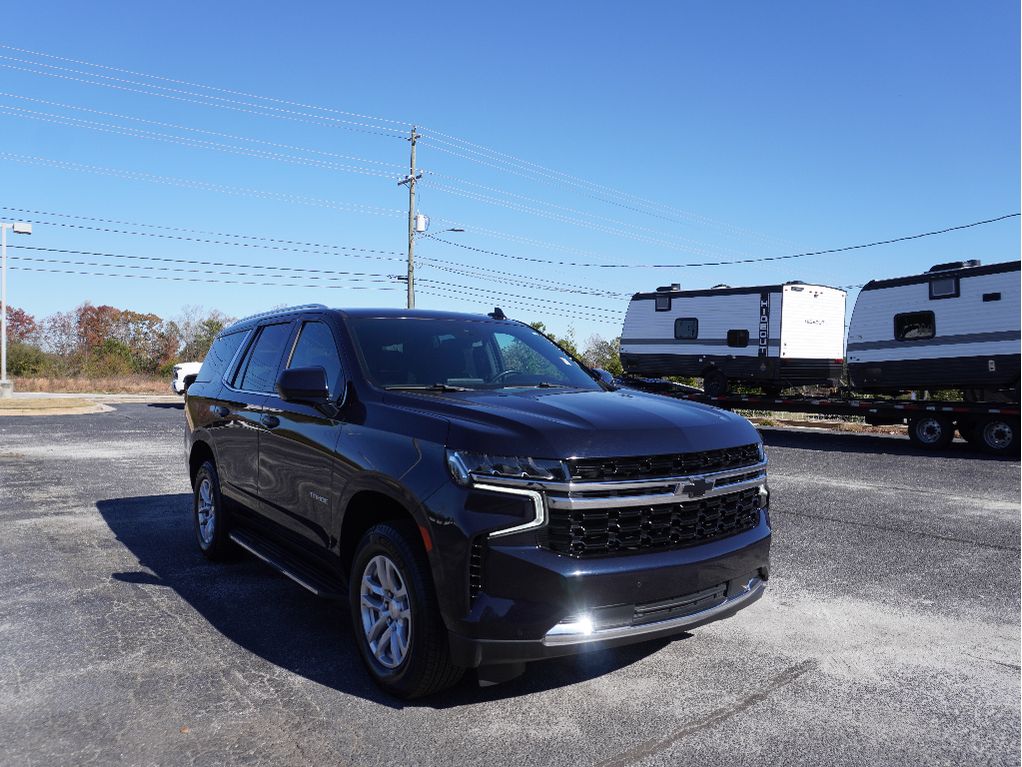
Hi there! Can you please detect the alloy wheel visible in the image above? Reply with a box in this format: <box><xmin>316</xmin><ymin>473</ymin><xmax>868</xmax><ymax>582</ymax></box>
<box><xmin>359</xmin><ymin>554</ymin><xmax>412</xmax><ymax>669</ymax></box>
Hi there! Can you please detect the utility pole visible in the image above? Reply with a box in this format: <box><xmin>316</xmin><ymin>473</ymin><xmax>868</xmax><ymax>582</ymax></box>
<box><xmin>397</xmin><ymin>125</ymin><xmax>422</xmax><ymax>309</ymax></box>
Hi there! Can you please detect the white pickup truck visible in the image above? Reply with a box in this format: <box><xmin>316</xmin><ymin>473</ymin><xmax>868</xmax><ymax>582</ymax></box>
<box><xmin>170</xmin><ymin>362</ymin><xmax>203</xmax><ymax>395</ymax></box>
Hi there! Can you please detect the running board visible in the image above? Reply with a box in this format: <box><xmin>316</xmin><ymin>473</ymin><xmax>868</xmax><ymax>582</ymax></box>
<box><xmin>228</xmin><ymin>530</ymin><xmax>345</xmax><ymax>600</ymax></box>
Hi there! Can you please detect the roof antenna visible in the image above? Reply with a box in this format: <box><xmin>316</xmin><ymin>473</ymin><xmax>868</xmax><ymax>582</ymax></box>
<box><xmin>487</xmin><ymin>307</ymin><xmax>506</xmax><ymax>320</ymax></box>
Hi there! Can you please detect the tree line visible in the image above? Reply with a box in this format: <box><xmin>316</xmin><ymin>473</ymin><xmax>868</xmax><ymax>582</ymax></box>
<box><xmin>4</xmin><ymin>303</ymin><xmax>232</xmax><ymax>378</ymax></box>
<box><xmin>3</xmin><ymin>304</ymin><xmax>624</xmax><ymax>379</ymax></box>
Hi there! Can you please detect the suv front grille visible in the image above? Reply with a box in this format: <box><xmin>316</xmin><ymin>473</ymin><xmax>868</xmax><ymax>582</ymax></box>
<box><xmin>546</xmin><ymin>487</ymin><xmax>763</xmax><ymax>558</ymax></box>
<box><xmin>567</xmin><ymin>443</ymin><xmax>760</xmax><ymax>482</ymax></box>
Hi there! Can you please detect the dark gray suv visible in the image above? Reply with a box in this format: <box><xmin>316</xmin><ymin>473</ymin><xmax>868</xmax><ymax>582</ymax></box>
<box><xmin>184</xmin><ymin>304</ymin><xmax>770</xmax><ymax>697</ymax></box>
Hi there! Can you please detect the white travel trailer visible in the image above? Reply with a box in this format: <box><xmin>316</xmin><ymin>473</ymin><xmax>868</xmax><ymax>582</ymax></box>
<box><xmin>847</xmin><ymin>260</ymin><xmax>1021</xmax><ymax>397</ymax></box>
<box><xmin>620</xmin><ymin>282</ymin><xmax>847</xmax><ymax>395</ymax></box>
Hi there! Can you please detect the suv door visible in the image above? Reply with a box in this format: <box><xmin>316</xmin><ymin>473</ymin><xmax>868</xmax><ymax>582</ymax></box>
<box><xmin>257</xmin><ymin>317</ymin><xmax>347</xmax><ymax>560</ymax></box>
<box><xmin>215</xmin><ymin>321</ymin><xmax>294</xmax><ymax>519</ymax></box>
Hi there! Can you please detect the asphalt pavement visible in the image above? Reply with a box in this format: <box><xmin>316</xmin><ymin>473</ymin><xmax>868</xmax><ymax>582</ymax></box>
<box><xmin>0</xmin><ymin>404</ymin><xmax>1018</xmax><ymax>766</ymax></box>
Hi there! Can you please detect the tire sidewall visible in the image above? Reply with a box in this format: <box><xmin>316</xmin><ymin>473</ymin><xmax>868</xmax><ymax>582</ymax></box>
<box><xmin>193</xmin><ymin>461</ymin><xmax>229</xmax><ymax>557</ymax></box>
<box><xmin>975</xmin><ymin>417</ymin><xmax>1018</xmax><ymax>455</ymax></box>
<box><xmin>349</xmin><ymin>524</ymin><xmax>434</xmax><ymax>695</ymax></box>
<box><xmin>910</xmin><ymin>416</ymin><xmax>952</xmax><ymax>448</ymax></box>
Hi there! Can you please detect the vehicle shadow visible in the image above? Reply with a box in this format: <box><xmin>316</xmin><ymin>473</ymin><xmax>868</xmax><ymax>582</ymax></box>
<box><xmin>96</xmin><ymin>493</ymin><xmax>671</xmax><ymax>709</ymax></box>
<box><xmin>760</xmin><ymin>427</ymin><xmax>1017</xmax><ymax>461</ymax></box>
<box><xmin>147</xmin><ymin>402</ymin><xmax>184</xmax><ymax>410</ymax></box>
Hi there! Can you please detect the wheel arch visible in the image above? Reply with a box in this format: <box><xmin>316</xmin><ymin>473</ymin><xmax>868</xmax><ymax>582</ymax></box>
<box><xmin>338</xmin><ymin>485</ymin><xmax>430</xmax><ymax>578</ymax></box>
<box><xmin>188</xmin><ymin>439</ymin><xmax>216</xmax><ymax>487</ymax></box>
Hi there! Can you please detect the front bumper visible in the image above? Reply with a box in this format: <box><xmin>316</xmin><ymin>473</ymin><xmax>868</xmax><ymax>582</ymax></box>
<box><xmin>448</xmin><ymin>568</ymin><xmax>766</xmax><ymax>667</ymax></box>
<box><xmin>444</xmin><ymin>524</ymin><xmax>770</xmax><ymax>667</ymax></box>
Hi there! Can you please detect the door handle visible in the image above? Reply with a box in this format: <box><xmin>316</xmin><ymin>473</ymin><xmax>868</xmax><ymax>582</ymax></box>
<box><xmin>210</xmin><ymin>405</ymin><xmax>229</xmax><ymax>418</ymax></box>
<box><xmin>261</xmin><ymin>414</ymin><xmax>280</xmax><ymax>429</ymax></box>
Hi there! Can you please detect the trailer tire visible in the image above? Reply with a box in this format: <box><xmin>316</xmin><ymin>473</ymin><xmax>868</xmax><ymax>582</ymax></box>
<box><xmin>703</xmin><ymin>369</ymin><xmax>728</xmax><ymax>398</ymax></box>
<box><xmin>907</xmin><ymin>415</ymin><xmax>954</xmax><ymax>449</ymax></box>
<box><xmin>972</xmin><ymin>416</ymin><xmax>1018</xmax><ymax>456</ymax></box>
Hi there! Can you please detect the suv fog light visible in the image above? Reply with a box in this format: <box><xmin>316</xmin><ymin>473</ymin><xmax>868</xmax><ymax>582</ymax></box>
<box><xmin>548</xmin><ymin>614</ymin><xmax>595</xmax><ymax>638</ymax></box>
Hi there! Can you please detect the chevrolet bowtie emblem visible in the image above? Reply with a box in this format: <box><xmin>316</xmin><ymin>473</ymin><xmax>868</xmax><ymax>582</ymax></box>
<box><xmin>682</xmin><ymin>477</ymin><xmax>714</xmax><ymax>498</ymax></box>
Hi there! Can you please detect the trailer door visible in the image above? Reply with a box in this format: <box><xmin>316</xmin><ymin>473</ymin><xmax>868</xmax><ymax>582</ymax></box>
<box><xmin>779</xmin><ymin>285</ymin><xmax>846</xmax><ymax>360</ymax></box>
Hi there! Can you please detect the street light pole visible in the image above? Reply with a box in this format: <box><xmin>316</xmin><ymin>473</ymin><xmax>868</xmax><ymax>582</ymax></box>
<box><xmin>1</xmin><ymin>220</ymin><xmax>33</xmax><ymax>398</ymax></box>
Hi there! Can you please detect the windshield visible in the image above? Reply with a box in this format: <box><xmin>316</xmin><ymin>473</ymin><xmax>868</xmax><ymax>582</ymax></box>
<box><xmin>348</xmin><ymin>317</ymin><xmax>602</xmax><ymax>391</ymax></box>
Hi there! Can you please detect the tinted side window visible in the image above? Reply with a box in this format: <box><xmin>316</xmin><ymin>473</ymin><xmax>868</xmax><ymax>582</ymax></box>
<box><xmin>195</xmin><ymin>330</ymin><xmax>247</xmax><ymax>383</ymax></box>
<box><xmin>727</xmin><ymin>329</ymin><xmax>749</xmax><ymax>348</ymax></box>
<box><xmin>894</xmin><ymin>311</ymin><xmax>935</xmax><ymax>341</ymax></box>
<box><xmin>288</xmin><ymin>321</ymin><xmax>343</xmax><ymax>396</ymax></box>
<box><xmin>237</xmin><ymin>323</ymin><xmax>292</xmax><ymax>393</ymax></box>
<box><xmin>674</xmin><ymin>318</ymin><xmax>698</xmax><ymax>340</ymax></box>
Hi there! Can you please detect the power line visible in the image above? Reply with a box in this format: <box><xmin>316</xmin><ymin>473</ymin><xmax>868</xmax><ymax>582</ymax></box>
<box><xmin>417</xmin><ymin>278</ymin><xmax>623</xmax><ymax>319</ymax></box>
<box><xmin>0</xmin><ymin>43</ymin><xmax>411</xmax><ymax>128</ymax></box>
<box><xmin>0</xmin><ymin>153</ymin><xmax>406</xmax><ymax>217</ymax></box>
<box><xmin>0</xmin><ymin>204</ymin><xmax>620</xmax><ymax>298</ymax></box>
<box><xmin>0</xmin><ymin>104</ymin><xmax>400</xmax><ymax>179</ymax></box>
<box><xmin>0</xmin><ymin>54</ymin><xmax>408</xmax><ymax>138</ymax></box>
<box><xmin>427</xmin><ymin>214</ymin><xmax>1021</xmax><ymax>269</ymax></box>
<box><xmin>7</xmin><ymin>244</ymin><xmax>398</xmax><ymax>280</ymax></box>
<box><xmin>419</xmin><ymin>258</ymin><xmax>628</xmax><ymax>300</ymax></box>
<box><xmin>419</xmin><ymin>177</ymin><xmax>751</xmax><ymax>258</ymax></box>
<box><xmin>0</xmin><ymin>91</ymin><xmax>408</xmax><ymax>169</ymax></box>
<box><xmin>8</xmin><ymin>264</ymin><xmax>400</xmax><ymax>291</ymax></box>
<box><xmin>0</xmin><ymin>206</ymin><xmax>405</xmax><ymax>259</ymax></box>
<box><xmin>420</xmin><ymin>133</ymin><xmax>798</xmax><ymax>250</ymax></box>
<box><xmin>417</xmin><ymin>285</ymin><xmax>614</xmax><ymax>325</ymax></box>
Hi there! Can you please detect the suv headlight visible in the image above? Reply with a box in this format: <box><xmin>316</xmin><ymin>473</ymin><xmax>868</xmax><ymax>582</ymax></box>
<box><xmin>446</xmin><ymin>449</ymin><xmax>568</xmax><ymax>486</ymax></box>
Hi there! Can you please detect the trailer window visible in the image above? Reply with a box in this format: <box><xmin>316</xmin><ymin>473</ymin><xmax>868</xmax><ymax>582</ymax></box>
<box><xmin>929</xmin><ymin>276</ymin><xmax>959</xmax><ymax>299</ymax></box>
<box><xmin>674</xmin><ymin>318</ymin><xmax>698</xmax><ymax>339</ymax></box>
<box><xmin>726</xmin><ymin>329</ymin><xmax>749</xmax><ymax>348</ymax></box>
<box><xmin>894</xmin><ymin>311</ymin><xmax>935</xmax><ymax>341</ymax></box>
<box><xmin>654</xmin><ymin>295</ymin><xmax>671</xmax><ymax>312</ymax></box>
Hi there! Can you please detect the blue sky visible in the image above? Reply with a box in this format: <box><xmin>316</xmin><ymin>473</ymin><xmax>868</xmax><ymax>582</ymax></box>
<box><xmin>1</xmin><ymin>1</ymin><xmax>1018</xmax><ymax>343</ymax></box>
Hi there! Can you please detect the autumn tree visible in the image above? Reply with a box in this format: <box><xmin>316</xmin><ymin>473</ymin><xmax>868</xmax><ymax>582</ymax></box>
<box><xmin>4</xmin><ymin>306</ymin><xmax>38</xmax><ymax>343</ymax></box>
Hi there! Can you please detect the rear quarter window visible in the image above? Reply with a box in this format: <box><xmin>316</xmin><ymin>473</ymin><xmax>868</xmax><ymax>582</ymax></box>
<box><xmin>195</xmin><ymin>330</ymin><xmax>248</xmax><ymax>383</ymax></box>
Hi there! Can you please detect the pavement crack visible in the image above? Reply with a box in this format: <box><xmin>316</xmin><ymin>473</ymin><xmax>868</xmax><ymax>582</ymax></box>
<box><xmin>593</xmin><ymin>659</ymin><xmax>818</xmax><ymax>767</ymax></box>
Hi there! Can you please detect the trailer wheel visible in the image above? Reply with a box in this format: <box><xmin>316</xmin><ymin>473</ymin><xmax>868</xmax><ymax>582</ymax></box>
<box><xmin>703</xmin><ymin>369</ymin><xmax>729</xmax><ymax>397</ymax></box>
<box><xmin>907</xmin><ymin>415</ymin><xmax>954</xmax><ymax>449</ymax></box>
<box><xmin>972</xmin><ymin>416</ymin><xmax>1018</xmax><ymax>456</ymax></box>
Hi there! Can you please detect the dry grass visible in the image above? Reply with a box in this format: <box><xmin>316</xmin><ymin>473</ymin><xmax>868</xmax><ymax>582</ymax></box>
<box><xmin>14</xmin><ymin>376</ymin><xmax>168</xmax><ymax>394</ymax></box>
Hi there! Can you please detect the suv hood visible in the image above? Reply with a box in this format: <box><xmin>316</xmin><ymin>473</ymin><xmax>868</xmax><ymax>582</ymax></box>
<box><xmin>386</xmin><ymin>387</ymin><xmax>760</xmax><ymax>459</ymax></box>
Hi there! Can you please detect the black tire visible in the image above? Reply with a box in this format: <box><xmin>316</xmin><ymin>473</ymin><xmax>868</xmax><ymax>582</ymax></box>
<box><xmin>907</xmin><ymin>415</ymin><xmax>954</xmax><ymax>449</ymax></box>
<box><xmin>349</xmin><ymin>521</ymin><xmax>464</xmax><ymax>699</ymax></box>
<box><xmin>703</xmin><ymin>369</ymin><xmax>729</xmax><ymax>398</ymax></box>
<box><xmin>193</xmin><ymin>460</ymin><xmax>233</xmax><ymax>560</ymax></box>
<box><xmin>972</xmin><ymin>416</ymin><xmax>1019</xmax><ymax>456</ymax></box>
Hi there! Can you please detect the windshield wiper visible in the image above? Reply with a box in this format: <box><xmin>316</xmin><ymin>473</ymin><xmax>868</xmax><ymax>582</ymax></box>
<box><xmin>385</xmin><ymin>383</ymin><xmax>473</xmax><ymax>392</ymax></box>
<box><xmin>503</xmin><ymin>382</ymin><xmax>569</xmax><ymax>389</ymax></box>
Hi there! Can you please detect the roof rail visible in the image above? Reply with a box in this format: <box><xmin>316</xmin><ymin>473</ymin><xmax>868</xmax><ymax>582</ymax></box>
<box><xmin>233</xmin><ymin>303</ymin><xmax>328</xmax><ymax>325</ymax></box>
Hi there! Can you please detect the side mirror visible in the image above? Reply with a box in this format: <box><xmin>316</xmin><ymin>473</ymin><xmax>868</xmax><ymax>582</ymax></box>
<box><xmin>276</xmin><ymin>366</ymin><xmax>329</xmax><ymax>403</ymax></box>
<box><xmin>594</xmin><ymin>368</ymin><xmax>616</xmax><ymax>387</ymax></box>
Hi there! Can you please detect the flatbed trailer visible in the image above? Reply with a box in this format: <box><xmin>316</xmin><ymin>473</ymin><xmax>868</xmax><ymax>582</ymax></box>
<box><xmin>618</xmin><ymin>377</ymin><xmax>1020</xmax><ymax>455</ymax></box>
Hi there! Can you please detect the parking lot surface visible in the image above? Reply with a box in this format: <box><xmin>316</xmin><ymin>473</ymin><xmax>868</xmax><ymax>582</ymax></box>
<box><xmin>0</xmin><ymin>404</ymin><xmax>1018</xmax><ymax>766</ymax></box>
